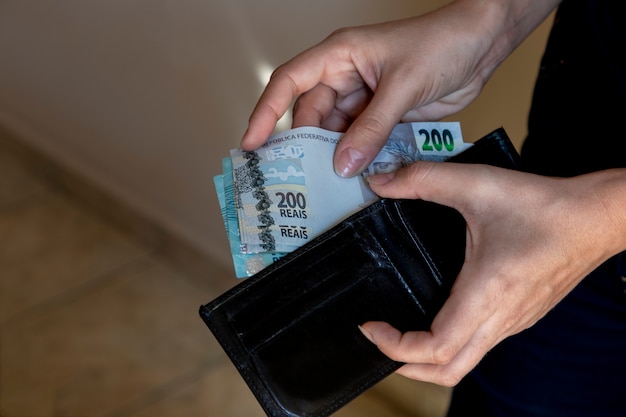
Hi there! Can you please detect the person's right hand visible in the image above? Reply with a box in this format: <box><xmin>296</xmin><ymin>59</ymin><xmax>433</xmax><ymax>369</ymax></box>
<box><xmin>241</xmin><ymin>0</ymin><xmax>557</xmax><ymax>177</ymax></box>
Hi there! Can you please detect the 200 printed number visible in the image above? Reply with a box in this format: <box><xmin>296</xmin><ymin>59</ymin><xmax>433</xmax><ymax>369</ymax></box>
<box><xmin>276</xmin><ymin>191</ymin><xmax>307</xmax><ymax>209</ymax></box>
<box><xmin>419</xmin><ymin>128</ymin><xmax>455</xmax><ymax>152</ymax></box>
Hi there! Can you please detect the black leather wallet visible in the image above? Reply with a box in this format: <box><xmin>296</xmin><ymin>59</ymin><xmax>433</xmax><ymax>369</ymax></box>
<box><xmin>200</xmin><ymin>128</ymin><xmax>521</xmax><ymax>417</ymax></box>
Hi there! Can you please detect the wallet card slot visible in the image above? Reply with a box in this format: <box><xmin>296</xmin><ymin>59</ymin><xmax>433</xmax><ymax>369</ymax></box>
<box><xmin>228</xmin><ymin>225</ymin><xmax>397</xmax><ymax>350</ymax></box>
<box><xmin>381</xmin><ymin>199</ymin><xmax>466</xmax><ymax>302</ymax></box>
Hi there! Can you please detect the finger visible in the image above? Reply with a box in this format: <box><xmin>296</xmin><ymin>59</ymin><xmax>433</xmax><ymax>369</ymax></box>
<box><xmin>394</xmin><ymin>298</ymin><xmax>509</xmax><ymax>387</ymax></box>
<box><xmin>359</xmin><ymin>262</ymin><xmax>497</xmax><ymax>363</ymax></box>
<box><xmin>358</xmin><ymin>319</ymin><xmax>488</xmax><ymax>387</ymax></box>
<box><xmin>358</xmin><ymin>320</ymin><xmax>475</xmax><ymax>387</ymax></box>
<box><xmin>293</xmin><ymin>84</ymin><xmax>374</xmax><ymax>132</ymax></box>
<box><xmin>325</xmin><ymin>86</ymin><xmax>373</xmax><ymax>131</ymax></box>
<box><xmin>241</xmin><ymin>53</ymin><xmax>327</xmax><ymax>150</ymax></box>
<box><xmin>292</xmin><ymin>84</ymin><xmax>338</xmax><ymax>128</ymax></box>
<box><xmin>333</xmin><ymin>75</ymin><xmax>418</xmax><ymax>177</ymax></box>
<box><xmin>367</xmin><ymin>161</ymin><xmax>497</xmax><ymax>210</ymax></box>
<box><xmin>359</xmin><ymin>263</ymin><xmax>506</xmax><ymax>385</ymax></box>
<box><xmin>359</xmin><ymin>317</ymin><xmax>473</xmax><ymax>369</ymax></box>
<box><xmin>394</xmin><ymin>325</ymin><xmax>497</xmax><ymax>387</ymax></box>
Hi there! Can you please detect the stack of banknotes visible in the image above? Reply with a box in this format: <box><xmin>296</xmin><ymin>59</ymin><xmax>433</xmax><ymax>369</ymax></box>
<box><xmin>214</xmin><ymin>122</ymin><xmax>472</xmax><ymax>278</ymax></box>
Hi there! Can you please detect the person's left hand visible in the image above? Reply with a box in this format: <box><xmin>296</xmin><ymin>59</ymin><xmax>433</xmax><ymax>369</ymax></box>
<box><xmin>359</xmin><ymin>161</ymin><xmax>626</xmax><ymax>386</ymax></box>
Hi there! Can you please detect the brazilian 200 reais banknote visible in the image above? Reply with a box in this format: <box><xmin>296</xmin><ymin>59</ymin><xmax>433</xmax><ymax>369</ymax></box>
<box><xmin>215</xmin><ymin>122</ymin><xmax>471</xmax><ymax>278</ymax></box>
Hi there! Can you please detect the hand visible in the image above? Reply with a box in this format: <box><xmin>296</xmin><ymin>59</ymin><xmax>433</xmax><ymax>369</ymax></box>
<box><xmin>241</xmin><ymin>0</ymin><xmax>561</xmax><ymax>177</ymax></box>
<box><xmin>359</xmin><ymin>163</ymin><xmax>626</xmax><ymax>386</ymax></box>
<box><xmin>242</xmin><ymin>0</ymin><xmax>506</xmax><ymax>177</ymax></box>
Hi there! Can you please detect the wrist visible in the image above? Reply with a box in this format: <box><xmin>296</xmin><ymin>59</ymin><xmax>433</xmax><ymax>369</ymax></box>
<box><xmin>590</xmin><ymin>169</ymin><xmax>626</xmax><ymax>258</ymax></box>
<box><xmin>556</xmin><ymin>169</ymin><xmax>626</xmax><ymax>273</ymax></box>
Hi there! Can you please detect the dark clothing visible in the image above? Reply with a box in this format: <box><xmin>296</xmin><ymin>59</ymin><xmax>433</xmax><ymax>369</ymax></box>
<box><xmin>447</xmin><ymin>0</ymin><xmax>626</xmax><ymax>415</ymax></box>
<box><xmin>522</xmin><ymin>0</ymin><xmax>626</xmax><ymax>177</ymax></box>
<box><xmin>447</xmin><ymin>255</ymin><xmax>626</xmax><ymax>417</ymax></box>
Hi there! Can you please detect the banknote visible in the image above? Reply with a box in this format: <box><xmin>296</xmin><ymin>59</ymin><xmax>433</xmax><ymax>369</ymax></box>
<box><xmin>231</xmin><ymin>122</ymin><xmax>469</xmax><ymax>254</ymax></box>
<box><xmin>214</xmin><ymin>158</ymin><xmax>287</xmax><ymax>277</ymax></box>
<box><xmin>217</xmin><ymin>122</ymin><xmax>470</xmax><ymax>277</ymax></box>
<box><xmin>362</xmin><ymin>122</ymin><xmax>469</xmax><ymax>175</ymax></box>
<box><xmin>230</xmin><ymin>128</ymin><xmax>376</xmax><ymax>255</ymax></box>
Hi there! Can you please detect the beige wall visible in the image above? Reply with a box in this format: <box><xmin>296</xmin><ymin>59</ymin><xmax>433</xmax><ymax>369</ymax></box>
<box><xmin>0</xmin><ymin>1</ymin><xmax>553</xmax><ymax>270</ymax></box>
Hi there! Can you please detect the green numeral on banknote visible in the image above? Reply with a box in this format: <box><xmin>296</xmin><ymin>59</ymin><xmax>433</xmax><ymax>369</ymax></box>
<box><xmin>419</xmin><ymin>128</ymin><xmax>455</xmax><ymax>152</ymax></box>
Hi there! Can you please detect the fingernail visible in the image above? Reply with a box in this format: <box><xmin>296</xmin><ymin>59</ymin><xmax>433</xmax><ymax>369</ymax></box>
<box><xmin>336</xmin><ymin>148</ymin><xmax>366</xmax><ymax>178</ymax></box>
<box><xmin>358</xmin><ymin>325</ymin><xmax>376</xmax><ymax>345</ymax></box>
<box><xmin>366</xmin><ymin>172</ymin><xmax>396</xmax><ymax>185</ymax></box>
<box><xmin>239</xmin><ymin>133</ymin><xmax>249</xmax><ymax>149</ymax></box>
<box><xmin>240</xmin><ymin>128</ymin><xmax>253</xmax><ymax>149</ymax></box>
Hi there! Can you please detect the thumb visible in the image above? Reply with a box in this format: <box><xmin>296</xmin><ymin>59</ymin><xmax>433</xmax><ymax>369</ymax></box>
<box><xmin>367</xmin><ymin>161</ymin><xmax>493</xmax><ymax>210</ymax></box>
<box><xmin>333</xmin><ymin>77</ymin><xmax>417</xmax><ymax>178</ymax></box>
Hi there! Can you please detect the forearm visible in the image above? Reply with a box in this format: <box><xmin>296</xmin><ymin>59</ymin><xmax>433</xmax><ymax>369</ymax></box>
<box><xmin>444</xmin><ymin>0</ymin><xmax>563</xmax><ymax>79</ymax></box>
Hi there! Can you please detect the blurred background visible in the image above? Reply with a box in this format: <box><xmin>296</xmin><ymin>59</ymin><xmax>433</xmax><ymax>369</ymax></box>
<box><xmin>0</xmin><ymin>1</ymin><xmax>553</xmax><ymax>416</ymax></box>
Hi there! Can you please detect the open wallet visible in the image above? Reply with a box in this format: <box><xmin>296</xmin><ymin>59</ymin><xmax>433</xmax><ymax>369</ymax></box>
<box><xmin>199</xmin><ymin>127</ymin><xmax>522</xmax><ymax>417</ymax></box>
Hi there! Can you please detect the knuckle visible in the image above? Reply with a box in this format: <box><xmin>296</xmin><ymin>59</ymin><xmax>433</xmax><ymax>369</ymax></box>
<box><xmin>354</xmin><ymin>113</ymin><xmax>391</xmax><ymax>145</ymax></box>
<box><xmin>432</xmin><ymin>344</ymin><xmax>456</xmax><ymax>365</ymax></box>
<box><xmin>439</xmin><ymin>371</ymin><xmax>464</xmax><ymax>387</ymax></box>
<box><xmin>407</xmin><ymin>161</ymin><xmax>437</xmax><ymax>184</ymax></box>
<box><xmin>328</xmin><ymin>26</ymin><xmax>360</xmax><ymax>44</ymax></box>
<box><xmin>397</xmin><ymin>162</ymin><xmax>437</xmax><ymax>199</ymax></box>
<box><xmin>268</xmin><ymin>63</ymin><xmax>288</xmax><ymax>84</ymax></box>
<box><xmin>269</xmin><ymin>64</ymin><xmax>302</xmax><ymax>96</ymax></box>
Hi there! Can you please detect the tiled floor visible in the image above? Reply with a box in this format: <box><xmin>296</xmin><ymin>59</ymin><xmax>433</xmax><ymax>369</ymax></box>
<box><xmin>0</xmin><ymin>129</ymin><xmax>451</xmax><ymax>417</ymax></box>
